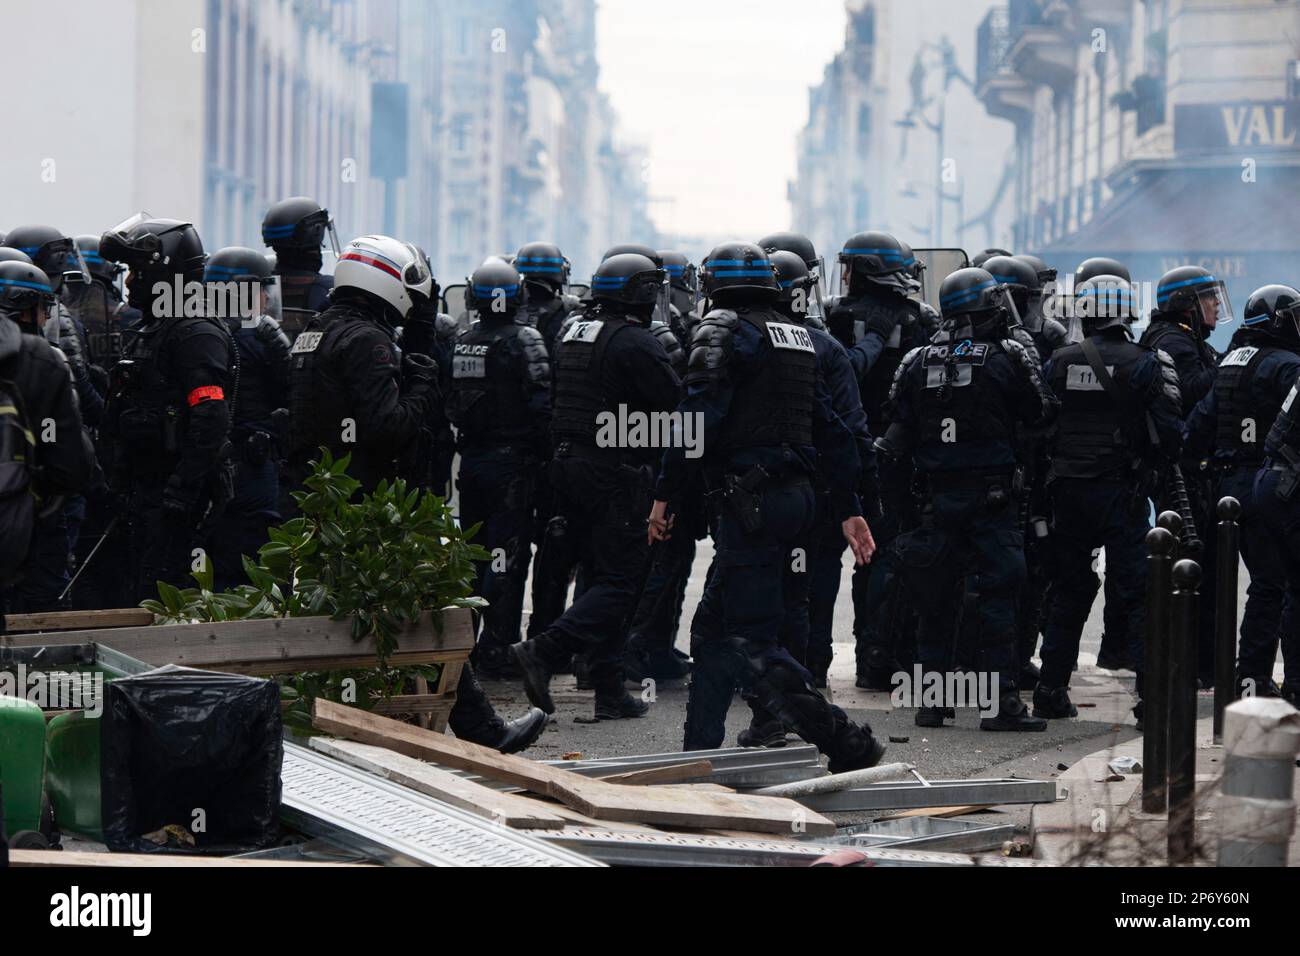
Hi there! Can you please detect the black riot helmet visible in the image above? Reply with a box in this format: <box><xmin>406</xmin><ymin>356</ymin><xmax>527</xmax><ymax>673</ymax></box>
<box><xmin>75</xmin><ymin>234</ymin><xmax>122</xmax><ymax>286</ymax></box>
<box><xmin>657</xmin><ymin>250</ymin><xmax>697</xmax><ymax>294</ymax></box>
<box><xmin>465</xmin><ymin>258</ymin><xmax>525</xmax><ymax>317</ymax></box>
<box><xmin>514</xmin><ymin>241</ymin><xmax>570</xmax><ymax>292</ymax></box>
<box><xmin>0</xmin><ymin>260</ymin><xmax>56</xmax><ymax>327</ymax></box>
<box><xmin>589</xmin><ymin>253</ymin><xmax>666</xmax><ymax>316</ymax></box>
<box><xmin>771</xmin><ymin>250</ymin><xmax>816</xmax><ymax>319</ymax></box>
<box><xmin>261</xmin><ymin>196</ymin><xmax>340</xmax><ymax>255</ymax></box>
<box><xmin>204</xmin><ymin>246</ymin><xmax>277</xmax><ymax>323</ymax></box>
<box><xmin>938</xmin><ymin>266</ymin><xmax>1006</xmax><ymax>327</ymax></box>
<box><xmin>0</xmin><ymin>247</ymin><xmax>34</xmax><ymax>265</ymax></box>
<box><xmin>758</xmin><ymin>232</ymin><xmax>819</xmax><ymax>271</ymax></box>
<box><xmin>1075</xmin><ymin>256</ymin><xmax>1130</xmax><ymax>285</ymax></box>
<box><xmin>1075</xmin><ymin>275</ymin><xmax>1140</xmax><ymax>333</ymax></box>
<box><xmin>838</xmin><ymin>231</ymin><xmax>916</xmax><ymax>295</ymax></box>
<box><xmin>699</xmin><ymin>241</ymin><xmax>779</xmax><ymax>298</ymax></box>
<box><xmin>971</xmin><ymin>248</ymin><xmax>1013</xmax><ymax>268</ymax></box>
<box><xmin>1155</xmin><ymin>264</ymin><xmax>1232</xmax><ymax>331</ymax></box>
<box><xmin>1242</xmin><ymin>284</ymin><xmax>1300</xmax><ymax>345</ymax></box>
<box><xmin>602</xmin><ymin>243</ymin><xmax>663</xmax><ymax>268</ymax></box>
<box><xmin>982</xmin><ymin>255</ymin><xmax>1036</xmax><ymax>320</ymax></box>
<box><xmin>100</xmin><ymin>214</ymin><xmax>207</xmax><ymax>281</ymax></box>
<box><xmin>1015</xmin><ymin>254</ymin><xmax>1056</xmax><ymax>292</ymax></box>
<box><xmin>4</xmin><ymin>224</ymin><xmax>89</xmax><ymax>291</ymax></box>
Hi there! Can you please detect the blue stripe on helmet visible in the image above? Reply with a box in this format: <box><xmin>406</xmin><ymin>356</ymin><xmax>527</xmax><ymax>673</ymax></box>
<box><xmin>712</xmin><ymin>269</ymin><xmax>776</xmax><ymax>278</ymax></box>
<box><xmin>1077</xmin><ymin>287</ymin><xmax>1134</xmax><ymax>299</ymax></box>
<box><xmin>517</xmin><ymin>265</ymin><xmax>563</xmax><ymax>274</ymax></box>
<box><xmin>262</xmin><ymin>224</ymin><xmax>297</xmax><ymax>237</ymax></box>
<box><xmin>516</xmin><ymin>256</ymin><xmax>564</xmax><ymax>263</ymax></box>
<box><xmin>940</xmin><ymin>279</ymin><xmax>998</xmax><ymax>308</ymax></box>
<box><xmin>1156</xmin><ymin>274</ymin><xmax>1217</xmax><ymax>303</ymax></box>
<box><xmin>664</xmin><ymin>264</ymin><xmax>685</xmax><ymax>275</ymax></box>
<box><xmin>842</xmin><ymin>248</ymin><xmax>905</xmax><ymax>258</ymax></box>
<box><xmin>473</xmin><ymin>283</ymin><xmax>519</xmax><ymax>296</ymax></box>
<box><xmin>0</xmin><ymin>277</ymin><xmax>53</xmax><ymax>293</ymax></box>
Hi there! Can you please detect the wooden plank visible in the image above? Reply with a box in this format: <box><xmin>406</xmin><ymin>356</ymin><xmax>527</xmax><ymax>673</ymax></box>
<box><xmin>312</xmin><ymin>698</ymin><xmax>834</xmax><ymax>836</ymax></box>
<box><xmin>8</xmin><ymin>849</ymin><xmax>366</xmax><ymax>867</ymax></box>
<box><xmin>2</xmin><ymin>608</ymin><xmax>155</xmax><ymax>632</ymax></box>
<box><xmin>311</xmin><ymin>737</ymin><xmax>566</xmax><ymax>830</ymax></box>
<box><xmin>0</xmin><ymin>608</ymin><xmax>474</xmax><ymax>676</ymax></box>
<box><xmin>601</xmin><ymin>761</ymin><xmax>714</xmax><ymax>786</ymax></box>
<box><xmin>876</xmin><ymin>805</ymin><xmax>992</xmax><ymax>821</ymax></box>
<box><xmin>370</xmin><ymin>694</ymin><xmax>449</xmax><ymax>716</ymax></box>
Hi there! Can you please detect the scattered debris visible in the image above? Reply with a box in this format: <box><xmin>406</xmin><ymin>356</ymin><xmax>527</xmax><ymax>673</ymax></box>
<box><xmin>1108</xmin><ymin>756</ymin><xmax>1142</xmax><ymax>775</ymax></box>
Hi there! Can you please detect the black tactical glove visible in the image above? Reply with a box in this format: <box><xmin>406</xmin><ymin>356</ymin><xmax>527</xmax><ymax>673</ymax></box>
<box><xmin>865</xmin><ymin>309</ymin><xmax>900</xmax><ymax>340</ymax></box>
<box><xmin>402</xmin><ymin>351</ymin><xmax>438</xmax><ymax>390</ymax></box>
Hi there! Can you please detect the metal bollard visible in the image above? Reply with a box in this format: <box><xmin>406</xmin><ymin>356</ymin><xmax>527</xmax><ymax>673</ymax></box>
<box><xmin>1156</xmin><ymin>510</ymin><xmax>1183</xmax><ymax>558</ymax></box>
<box><xmin>1167</xmin><ymin>558</ymin><xmax>1201</xmax><ymax>865</ymax></box>
<box><xmin>1142</xmin><ymin>526</ymin><xmax>1177</xmax><ymax>814</ymax></box>
<box><xmin>1213</xmin><ymin>497</ymin><xmax>1241</xmax><ymax>745</ymax></box>
<box><xmin>1217</xmin><ymin>698</ymin><xmax>1300</xmax><ymax>866</ymax></box>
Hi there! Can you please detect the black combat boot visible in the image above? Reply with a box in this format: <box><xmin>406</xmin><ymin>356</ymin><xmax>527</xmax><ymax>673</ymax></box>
<box><xmin>825</xmin><ymin>721</ymin><xmax>887</xmax><ymax>774</ymax></box>
<box><xmin>510</xmin><ymin>639</ymin><xmax>561</xmax><ymax>714</ymax></box>
<box><xmin>980</xmin><ymin>693</ymin><xmax>1047</xmax><ymax>732</ymax></box>
<box><xmin>1019</xmin><ymin>660</ymin><xmax>1041</xmax><ymax>692</ymax></box>
<box><xmin>493</xmin><ymin>708</ymin><xmax>550</xmax><ymax>754</ymax></box>
<box><xmin>855</xmin><ymin>644</ymin><xmax>898</xmax><ymax>690</ymax></box>
<box><xmin>1032</xmin><ymin>684</ymin><xmax>1078</xmax><ymax>719</ymax></box>
<box><xmin>593</xmin><ymin>691</ymin><xmax>649</xmax><ymax>720</ymax></box>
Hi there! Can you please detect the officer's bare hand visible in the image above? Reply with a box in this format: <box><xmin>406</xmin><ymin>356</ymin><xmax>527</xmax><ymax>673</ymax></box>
<box><xmin>647</xmin><ymin>499</ymin><xmax>675</xmax><ymax>545</ymax></box>
<box><xmin>842</xmin><ymin>515</ymin><xmax>876</xmax><ymax>566</ymax></box>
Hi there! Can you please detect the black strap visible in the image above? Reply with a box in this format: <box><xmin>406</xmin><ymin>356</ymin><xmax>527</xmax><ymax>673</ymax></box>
<box><xmin>1080</xmin><ymin>336</ymin><xmax>1159</xmax><ymax>448</ymax></box>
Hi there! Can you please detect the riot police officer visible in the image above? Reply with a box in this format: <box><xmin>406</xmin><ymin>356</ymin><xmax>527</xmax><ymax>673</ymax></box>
<box><xmin>514</xmin><ymin>241</ymin><xmax>578</xmax><ymax>354</ymax></box>
<box><xmin>769</xmin><ymin>250</ymin><xmax>878</xmax><ymax>694</ymax></box>
<box><xmin>1037</xmin><ymin>276</ymin><xmax>1182</xmax><ymax>721</ymax></box>
<box><xmin>287</xmin><ymin>235</ymin><xmax>547</xmax><ymax>750</ymax></box>
<box><xmin>287</xmin><ymin>235</ymin><xmax>439</xmax><ymax>490</ymax></box>
<box><xmin>0</xmin><ymin>260</ymin><xmax>96</xmax><ymax>611</ymax></box>
<box><xmin>658</xmin><ymin>250</ymin><xmax>700</xmax><ymax>337</ymax></box>
<box><xmin>825</xmin><ymin>231</ymin><xmax>927</xmax><ymax>688</ymax></box>
<box><xmin>1184</xmin><ymin>285</ymin><xmax>1300</xmax><ymax>697</ymax></box>
<box><xmin>99</xmin><ymin>215</ymin><xmax>233</xmax><ymax>599</ymax></box>
<box><xmin>1251</xmin><ymin>316</ymin><xmax>1300</xmax><ymax>704</ymax></box>
<box><xmin>201</xmin><ymin>247</ymin><xmax>291</xmax><ymax>590</ymax></box>
<box><xmin>447</xmin><ymin>258</ymin><xmax>551</xmax><ymax>678</ymax></box>
<box><xmin>888</xmin><ymin>266</ymin><xmax>1058</xmax><ymax>731</ymax></box>
<box><xmin>646</xmin><ymin>241</ymin><xmax>883</xmax><ymax>768</ymax></box>
<box><xmin>5</xmin><ymin>225</ymin><xmax>102</xmax><ymax>425</ymax></box>
<box><xmin>1143</xmin><ymin>264</ymin><xmax>1230</xmax><ymax>684</ymax></box>
<box><xmin>623</xmin><ymin>291</ymin><xmax>693</xmax><ymax>684</ymax></box>
<box><xmin>511</xmin><ymin>252</ymin><xmax>682</xmax><ymax>721</ymax></box>
<box><xmin>262</xmin><ymin>196</ymin><xmax>338</xmax><ymax>338</ymax></box>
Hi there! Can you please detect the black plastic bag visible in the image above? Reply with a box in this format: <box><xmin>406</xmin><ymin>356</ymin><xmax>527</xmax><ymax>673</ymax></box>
<box><xmin>101</xmin><ymin>665</ymin><xmax>282</xmax><ymax>854</ymax></box>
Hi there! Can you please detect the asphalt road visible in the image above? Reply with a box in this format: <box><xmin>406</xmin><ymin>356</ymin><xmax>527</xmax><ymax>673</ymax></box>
<box><xmin>481</xmin><ymin>537</ymin><xmax>1252</xmax><ymax>781</ymax></box>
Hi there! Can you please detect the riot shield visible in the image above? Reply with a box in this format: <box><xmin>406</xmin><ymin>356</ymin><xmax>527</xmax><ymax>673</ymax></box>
<box><xmin>910</xmin><ymin>248</ymin><xmax>969</xmax><ymax>307</ymax></box>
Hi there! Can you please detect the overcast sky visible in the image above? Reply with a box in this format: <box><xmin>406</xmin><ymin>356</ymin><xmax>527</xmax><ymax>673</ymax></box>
<box><xmin>596</xmin><ymin>0</ymin><xmax>849</xmax><ymax>239</ymax></box>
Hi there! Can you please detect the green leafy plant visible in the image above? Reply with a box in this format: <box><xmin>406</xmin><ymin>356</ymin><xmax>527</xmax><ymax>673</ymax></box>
<box><xmin>143</xmin><ymin>450</ymin><xmax>488</xmax><ymax>727</ymax></box>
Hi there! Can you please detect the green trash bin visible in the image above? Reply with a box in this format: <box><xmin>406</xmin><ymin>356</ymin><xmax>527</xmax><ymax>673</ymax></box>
<box><xmin>0</xmin><ymin>695</ymin><xmax>50</xmax><ymax>847</ymax></box>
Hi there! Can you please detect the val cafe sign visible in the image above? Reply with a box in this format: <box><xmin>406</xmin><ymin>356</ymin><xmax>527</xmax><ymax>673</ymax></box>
<box><xmin>1175</xmin><ymin>100</ymin><xmax>1298</xmax><ymax>152</ymax></box>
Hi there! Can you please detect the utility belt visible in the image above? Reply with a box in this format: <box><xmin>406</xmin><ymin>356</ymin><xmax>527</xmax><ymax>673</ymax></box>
<box><xmin>554</xmin><ymin>439</ymin><xmax>653</xmax><ymax>470</ymax></box>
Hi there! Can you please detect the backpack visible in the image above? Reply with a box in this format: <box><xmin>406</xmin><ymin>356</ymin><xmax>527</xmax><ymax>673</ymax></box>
<box><xmin>0</xmin><ymin>377</ymin><xmax>36</xmax><ymax>583</ymax></box>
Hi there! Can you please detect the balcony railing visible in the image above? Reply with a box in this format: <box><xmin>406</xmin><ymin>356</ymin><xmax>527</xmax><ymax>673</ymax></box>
<box><xmin>976</xmin><ymin>6</ymin><xmax>1014</xmax><ymax>92</ymax></box>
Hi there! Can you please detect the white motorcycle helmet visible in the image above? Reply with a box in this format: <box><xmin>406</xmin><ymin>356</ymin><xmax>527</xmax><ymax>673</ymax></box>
<box><xmin>335</xmin><ymin>235</ymin><xmax>433</xmax><ymax>320</ymax></box>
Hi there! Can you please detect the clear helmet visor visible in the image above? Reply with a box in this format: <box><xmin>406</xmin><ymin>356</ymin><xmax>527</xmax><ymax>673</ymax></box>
<box><xmin>326</xmin><ymin>218</ymin><xmax>341</xmax><ymax>257</ymax></box>
<box><xmin>1197</xmin><ymin>282</ymin><xmax>1232</xmax><ymax>329</ymax></box>
<box><xmin>207</xmin><ymin>275</ymin><xmax>280</xmax><ymax>325</ymax></box>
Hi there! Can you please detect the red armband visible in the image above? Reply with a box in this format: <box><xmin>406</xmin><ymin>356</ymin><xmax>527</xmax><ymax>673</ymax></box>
<box><xmin>187</xmin><ymin>385</ymin><xmax>225</xmax><ymax>407</ymax></box>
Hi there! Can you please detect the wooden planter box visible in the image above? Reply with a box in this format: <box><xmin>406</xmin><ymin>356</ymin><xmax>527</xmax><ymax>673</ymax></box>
<box><xmin>1</xmin><ymin>607</ymin><xmax>475</xmax><ymax>733</ymax></box>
